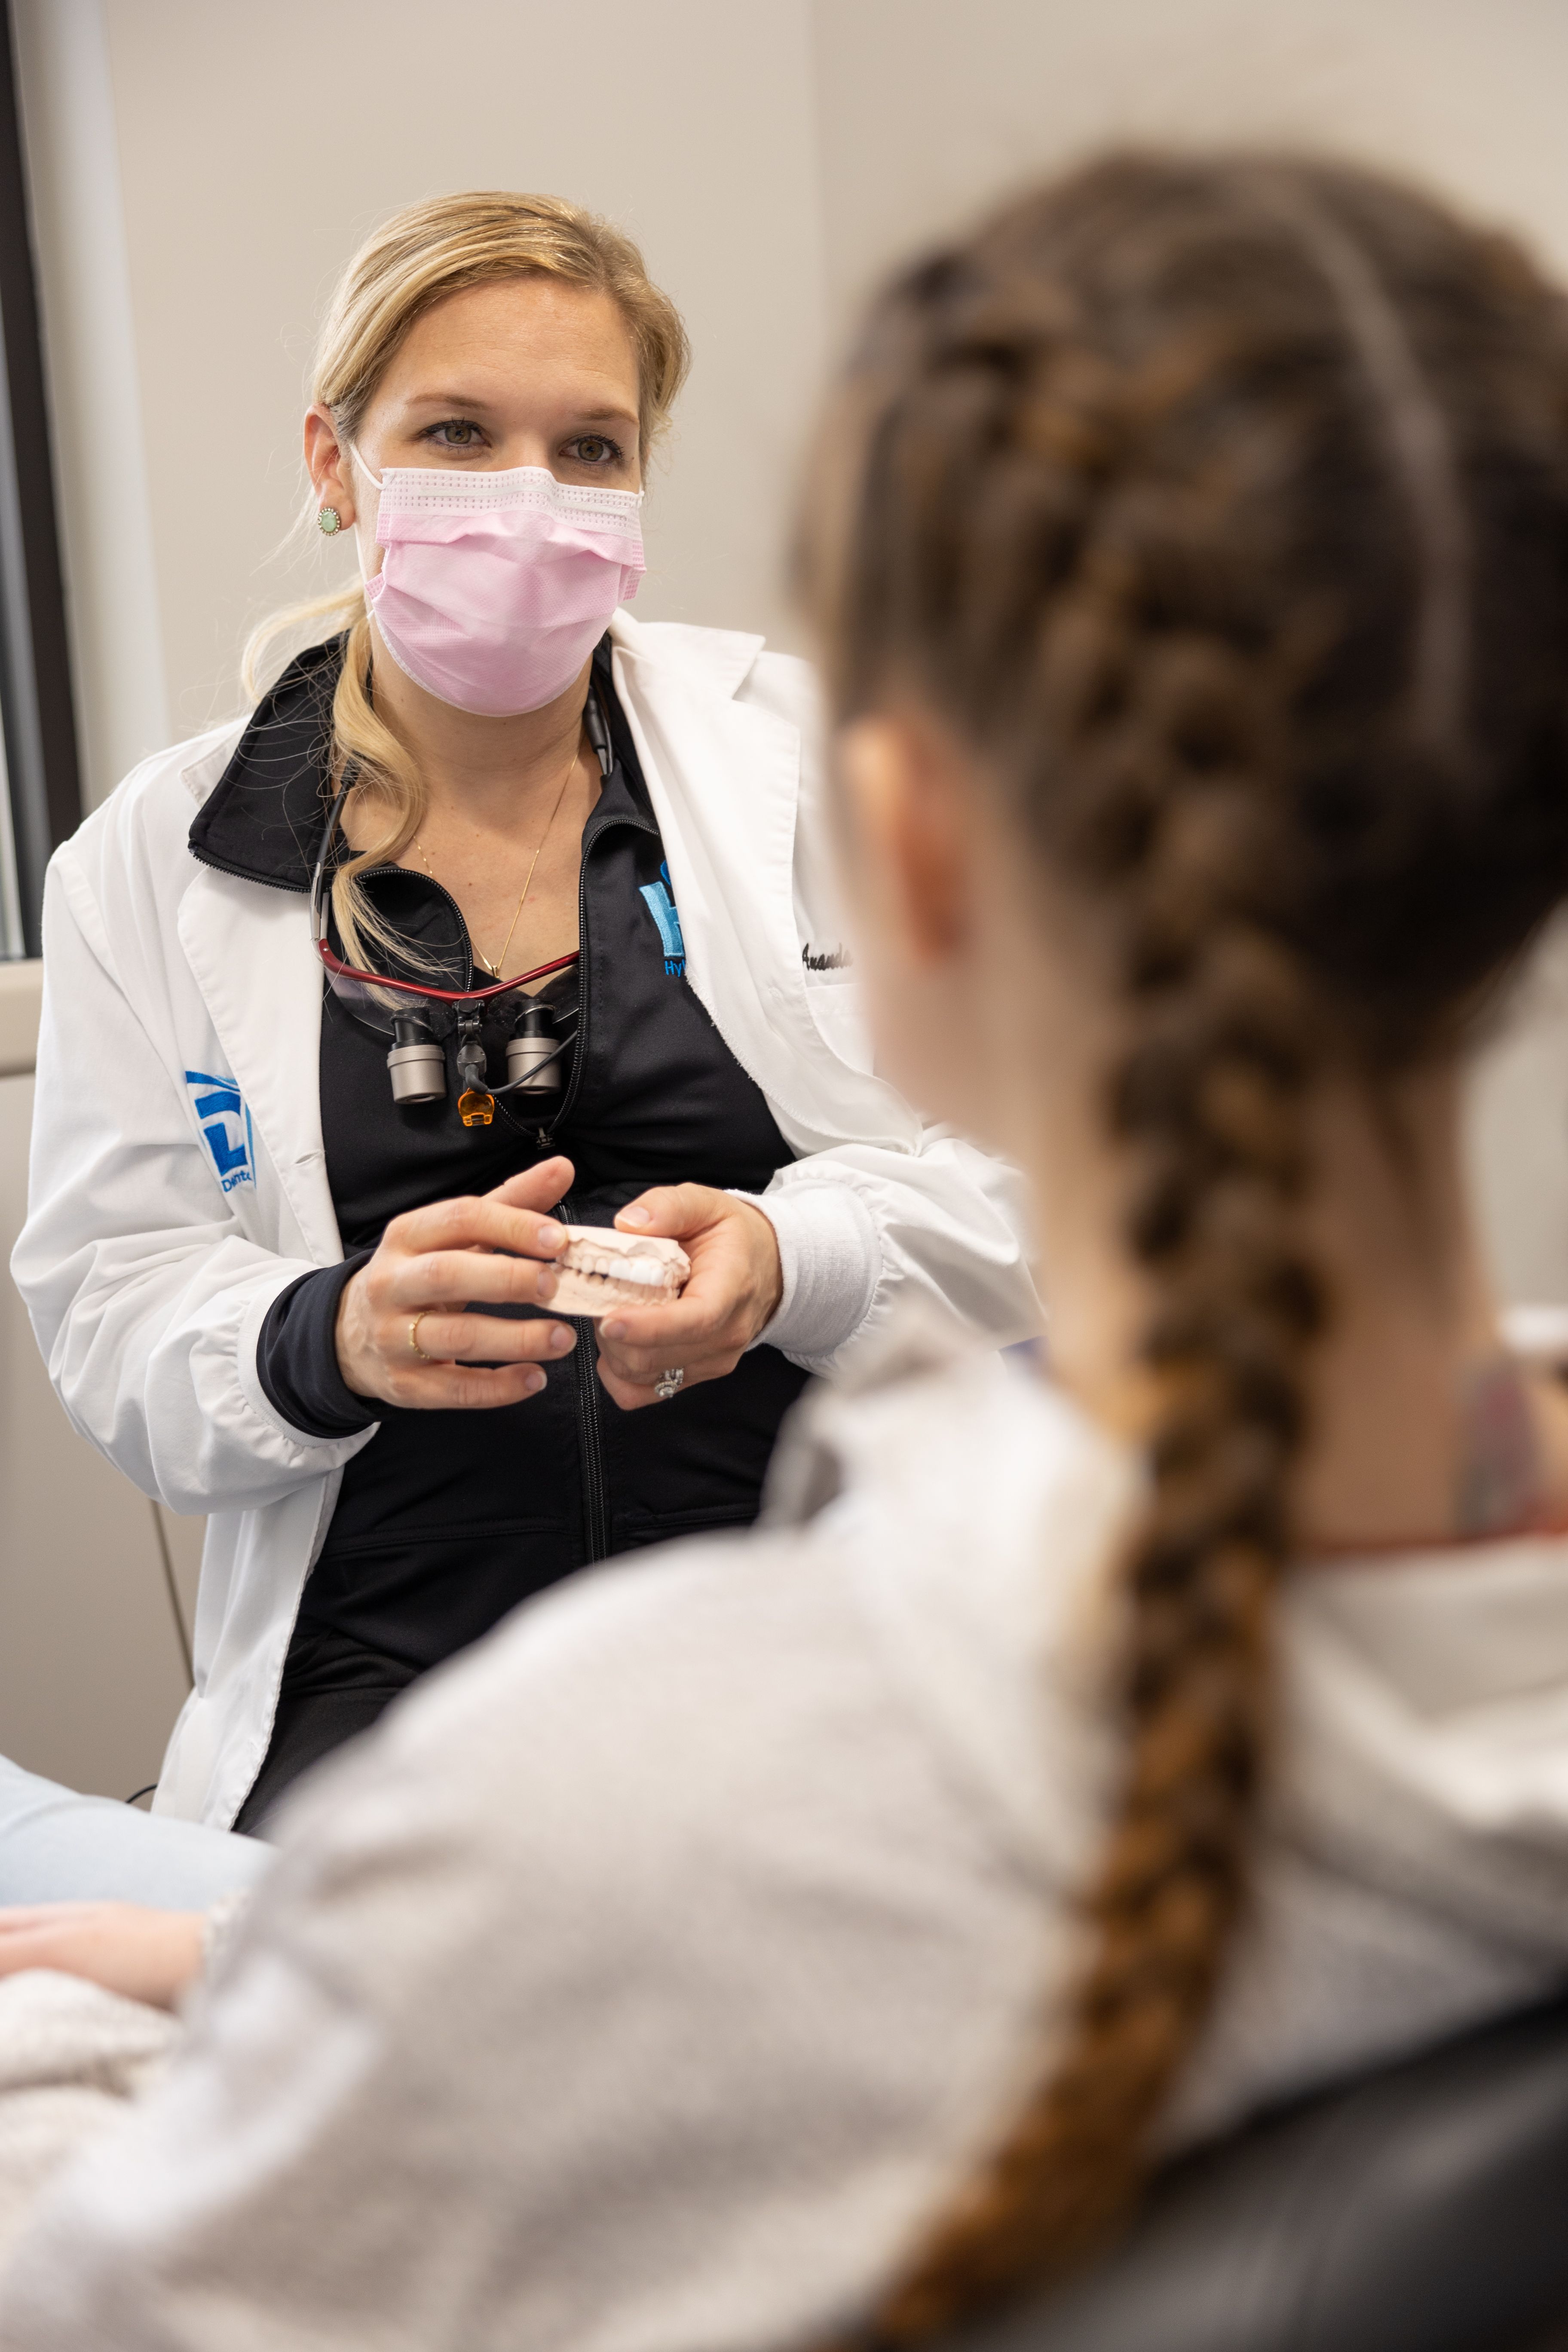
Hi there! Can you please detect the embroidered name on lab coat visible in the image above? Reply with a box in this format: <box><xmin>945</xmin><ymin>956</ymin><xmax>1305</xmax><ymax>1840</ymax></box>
<box><xmin>185</xmin><ymin>1071</ymin><xmax>254</xmax><ymax>1193</ymax></box>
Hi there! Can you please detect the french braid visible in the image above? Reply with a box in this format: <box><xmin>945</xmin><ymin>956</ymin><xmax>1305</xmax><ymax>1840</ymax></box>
<box><xmin>803</xmin><ymin>154</ymin><xmax>1568</xmax><ymax>2338</ymax></box>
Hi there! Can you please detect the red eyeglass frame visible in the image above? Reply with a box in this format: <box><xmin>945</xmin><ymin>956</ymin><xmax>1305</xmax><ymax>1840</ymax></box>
<box><xmin>313</xmin><ymin>936</ymin><xmax>581</xmax><ymax>1004</ymax></box>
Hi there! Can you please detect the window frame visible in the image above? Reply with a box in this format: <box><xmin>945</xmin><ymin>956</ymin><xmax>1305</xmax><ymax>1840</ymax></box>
<box><xmin>0</xmin><ymin>0</ymin><xmax>81</xmax><ymax>959</ymax></box>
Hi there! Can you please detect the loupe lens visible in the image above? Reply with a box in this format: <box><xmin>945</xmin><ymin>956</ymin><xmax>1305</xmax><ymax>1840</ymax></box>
<box><xmin>321</xmin><ymin>961</ymin><xmax>461</xmax><ymax>1040</ymax></box>
<box><xmin>387</xmin><ymin>1011</ymin><xmax>447</xmax><ymax>1105</ymax></box>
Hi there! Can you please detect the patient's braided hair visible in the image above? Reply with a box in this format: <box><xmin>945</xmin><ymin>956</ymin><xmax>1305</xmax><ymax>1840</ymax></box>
<box><xmin>802</xmin><ymin>153</ymin><xmax>1568</xmax><ymax>2337</ymax></box>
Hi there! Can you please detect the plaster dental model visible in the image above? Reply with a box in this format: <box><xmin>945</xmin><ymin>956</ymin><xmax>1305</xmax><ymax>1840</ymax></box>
<box><xmin>548</xmin><ymin>1226</ymin><xmax>692</xmax><ymax>1317</ymax></box>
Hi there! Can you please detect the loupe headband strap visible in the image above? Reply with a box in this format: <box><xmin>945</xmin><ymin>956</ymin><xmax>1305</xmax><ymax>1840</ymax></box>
<box><xmin>314</xmin><ymin>938</ymin><xmax>580</xmax><ymax>1003</ymax></box>
<box><xmin>310</xmin><ymin>768</ymin><xmax>357</xmax><ymax>944</ymax></box>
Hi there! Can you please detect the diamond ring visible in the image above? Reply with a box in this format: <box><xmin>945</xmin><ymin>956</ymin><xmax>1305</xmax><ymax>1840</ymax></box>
<box><xmin>654</xmin><ymin>1366</ymin><xmax>685</xmax><ymax>1402</ymax></box>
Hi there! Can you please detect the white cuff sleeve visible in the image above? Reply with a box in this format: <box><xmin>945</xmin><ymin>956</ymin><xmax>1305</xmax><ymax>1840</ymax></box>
<box><xmin>729</xmin><ymin>1181</ymin><xmax>882</xmax><ymax>1367</ymax></box>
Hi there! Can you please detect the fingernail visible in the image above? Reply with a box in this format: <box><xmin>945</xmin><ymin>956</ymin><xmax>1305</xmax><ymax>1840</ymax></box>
<box><xmin>601</xmin><ymin>1317</ymin><xmax>625</xmax><ymax>1340</ymax></box>
<box><xmin>549</xmin><ymin>1324</ymin><xmax>576</xmax><ymax>1352</ymax></box>
<box><xmin>536</xmin><ymin>1221</ymin><xmax>564</xmax><ymax>1251</ymax></box>
<box><xmin>619</xmin><ymin>1205</ymin><xmax>651</xmax><ymax>1227</ymax></box>
<box><xmin>536</xmin><ymin>1268</ymin><xmax>557</xmax><ymax>1301</ymax></box>
<box><xmin>524</xmin><ymin>1369</ymin><xmax>546</xmax><ymax>1395</ymax></box>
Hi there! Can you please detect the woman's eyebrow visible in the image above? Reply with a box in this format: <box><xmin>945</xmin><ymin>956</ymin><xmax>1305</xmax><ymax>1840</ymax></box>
<box><xmin>397</xmin><ymin>394</ymin><xmax>639</xmax><ymax>426</ymax></box>
<box><xmin>399</xmin><ymin>389</ymin><xmax>508</xmax><ymax>414</ymax></box>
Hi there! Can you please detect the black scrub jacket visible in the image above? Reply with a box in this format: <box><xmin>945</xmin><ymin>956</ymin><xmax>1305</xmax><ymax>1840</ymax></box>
<box><xmin>188</xmin><ymin>635</ymin><xmax>810</xmax><ymax>1820</ymax></box>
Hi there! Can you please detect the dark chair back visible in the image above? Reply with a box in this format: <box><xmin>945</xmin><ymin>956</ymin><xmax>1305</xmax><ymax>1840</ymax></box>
<box><xmin>949</xmin><ymin>1994</ymin><xmax>1568</xmax><ymax>2352</ymax></box>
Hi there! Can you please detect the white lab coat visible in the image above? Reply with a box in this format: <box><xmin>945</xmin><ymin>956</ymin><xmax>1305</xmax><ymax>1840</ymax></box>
<box><xmin>12</xmin><ymin>612</ymin><xmax>1039</xmax><ymax>1826</ymax></box>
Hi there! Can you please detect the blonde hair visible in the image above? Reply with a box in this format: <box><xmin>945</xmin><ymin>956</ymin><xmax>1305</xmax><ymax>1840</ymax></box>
<box><xmin>245</xmin><ymin>192</ymin><xmax>690</xmax><ymax>970</ymax></box>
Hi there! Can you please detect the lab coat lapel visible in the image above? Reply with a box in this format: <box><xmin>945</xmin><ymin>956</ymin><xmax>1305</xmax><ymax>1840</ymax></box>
<box><xmin>610</xmin><ymin>613</ymin><xmax>919</xmax><ymax>1152</ymax></box>
<box><xmin>613</xmin><ymin>626</ymin><xmax>796</xmax><ymax>1067</ymax></box>
<box><xmin>177</xmin><ymin>867</ymin><xmax>340</xmax><ymax>1262</ymax></box>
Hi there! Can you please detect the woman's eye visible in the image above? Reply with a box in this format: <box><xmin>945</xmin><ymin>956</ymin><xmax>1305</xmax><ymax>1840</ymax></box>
<box><xmin>426</xmin><ymin>420</ymin><xmax>485</xmax><ymax>450</ymax></box>
<box><xmin>565</xmin><ymin>435</ymin><xmax>622</xmax><ymax>467</ymax></box>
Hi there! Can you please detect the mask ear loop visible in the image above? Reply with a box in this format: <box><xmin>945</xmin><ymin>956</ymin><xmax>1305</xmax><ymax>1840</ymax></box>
<box><xmin>344</xmin><ymin>446</ymin><xmax>384</xmax><ymax>596</ymax></box>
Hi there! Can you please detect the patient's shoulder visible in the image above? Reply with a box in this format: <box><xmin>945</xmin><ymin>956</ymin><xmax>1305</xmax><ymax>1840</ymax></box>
<box><xmin>266</xmin><ymin>1348</ymin><xmax>1133</xmax><ymax>1988</ymax></box>
<box><xmin>134</xmin><ymin>1373</ymin><xmax>1119</xmax><ymax>2340</ymax></box>
<box><xmin>291</xmin><ymin>1518</ymin><xmax>991</xmax><ymax>1933</ymax></box>
<box><xmin>113</xmin><ymin>1369</ymin><xmax>1119</xmax><ymax>2350</ymax></box>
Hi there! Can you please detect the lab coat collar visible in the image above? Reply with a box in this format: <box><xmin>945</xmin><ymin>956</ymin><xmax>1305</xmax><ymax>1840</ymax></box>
<box><xmin>609</xmin><ymin>609</ymin><xmax>921</xmax><ymax>1151</ymax></box>
<box><xmin>609</xmin><ymin>606</ymin><xmax>764</xmax><ymax>699</ymax></box>
<box><xmin>187</xmin><ymin>637</ymin><xmax>343</xmax><ymax>890</ymax></box>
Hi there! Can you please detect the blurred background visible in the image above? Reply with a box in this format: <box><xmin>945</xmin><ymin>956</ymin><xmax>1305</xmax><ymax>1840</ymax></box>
<box><xmin>3</xmin><ymin>0</ymin><xmax>1568</xmax><ymax>1799</ymax></box>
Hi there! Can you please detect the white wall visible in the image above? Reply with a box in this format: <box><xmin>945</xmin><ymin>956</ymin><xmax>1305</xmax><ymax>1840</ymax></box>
<box><xmin>7</xmin><ymin>0</ymin><xmax>1568</xmax><ymax>1790</ymax></box>
<box><xmin>0</xmin><ymin>971</ymin><xmax>199</xmax><ymax>1797</ymax></box>
<box><xmin>0</xmin><ymin>1072</ymin><xmax>200</xmax><ymax>1798</ymax></box>
<box><xmin>21</xmin><ymin>0</ymin><xmax>1568</xmax><ymax>774</ymax></box>
<box><xmin>809</xmin><ymin>0</ymin><xmax>1568</xmax><ymax>327</ymax></box>
<box><xmin>19</xmin><ymin>0</ymin><xmax>829</xmax><ymax>770</ymax></box>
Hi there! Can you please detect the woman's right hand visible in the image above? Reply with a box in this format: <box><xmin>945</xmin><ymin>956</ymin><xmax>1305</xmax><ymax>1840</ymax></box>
<box><xmin>335</xmin><ymin>1156</ymin><xmax>579</xmax><ymax>1409</ymax></box>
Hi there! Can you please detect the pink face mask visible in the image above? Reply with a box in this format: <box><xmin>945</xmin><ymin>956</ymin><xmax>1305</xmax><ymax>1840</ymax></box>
<box><xmin>352</xmin><ymin>454</ymin><xmax>645</xmax><ymax>716</ymax></box>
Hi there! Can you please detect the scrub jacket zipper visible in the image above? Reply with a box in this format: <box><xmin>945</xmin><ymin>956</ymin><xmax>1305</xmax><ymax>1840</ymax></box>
<box><xmin>520</xmin><ymin>792</ymin><xmax>659</xmax><ymax>1569</ymax></box>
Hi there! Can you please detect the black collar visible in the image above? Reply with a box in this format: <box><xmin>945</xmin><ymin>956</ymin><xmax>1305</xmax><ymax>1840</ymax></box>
<box><xmin>188</xmin><ymin>634</ymin><xmax>647</xmax><ymax>894</ymax></box>
<box><xmin>188</xmin><ymin>635</ymin><xmax>345</xmax><ymax>892</ymax></box>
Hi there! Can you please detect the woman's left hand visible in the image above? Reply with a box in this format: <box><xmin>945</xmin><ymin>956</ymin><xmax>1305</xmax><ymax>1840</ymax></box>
<box><xmin>0</xmin><ymin>1903</ymin><xmax>206</xmax><ymax>2012</ymax></box>
<box><xmin>595</xmin><ymin>1187</ymin><xmax>783</xmax><ymax>1411</ymax></box>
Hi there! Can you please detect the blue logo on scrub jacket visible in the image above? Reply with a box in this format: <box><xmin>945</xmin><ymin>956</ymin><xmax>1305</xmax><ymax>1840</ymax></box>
<box><xmin>639</xmin><ymin>863</ymin><xmax>686</xmax><ymax>978</ymax></box>
<box><xmin>185</xmin><ymin>1071</ymin><xmax>254</xmax><ymax>1194</ymax></box>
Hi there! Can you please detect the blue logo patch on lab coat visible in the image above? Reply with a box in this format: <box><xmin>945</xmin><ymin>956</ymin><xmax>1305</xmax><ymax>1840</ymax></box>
<box><xmin>639</xmin><ymin>863</ymin><xmax>686</xmax><ymax>978</ymax></box>
<box><xmin>185</xmin><ymin>1071</ymin><xmax>254</xmax><ymax>1194</ymax></box>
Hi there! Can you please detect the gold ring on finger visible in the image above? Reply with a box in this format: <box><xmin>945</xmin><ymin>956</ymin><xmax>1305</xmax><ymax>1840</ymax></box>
<box><xmin>409</xmin><ymin>1311</ymin><xmax>435</xmax><ymax>1363</ymax></box>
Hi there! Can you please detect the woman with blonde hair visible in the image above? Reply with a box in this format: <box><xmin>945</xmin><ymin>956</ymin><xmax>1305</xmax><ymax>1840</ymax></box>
<box><xmin>12</xmin><ymin>192</ymin><xmax>1037</xmax><ymax>1831</ymax></box>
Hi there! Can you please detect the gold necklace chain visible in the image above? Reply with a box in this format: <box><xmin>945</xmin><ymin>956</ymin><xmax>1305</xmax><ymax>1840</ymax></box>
<box><xmin>412</xmin><ymin>733</ymin><xmax>582</xmax><ymax>979</ymax></box>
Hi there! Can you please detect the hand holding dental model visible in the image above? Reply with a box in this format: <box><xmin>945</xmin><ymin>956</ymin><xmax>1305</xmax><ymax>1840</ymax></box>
<box><xmin>333</xmin><ymin>1155</ymin><xmax>780</xmax><ymax>1412</ymax></box>
<box><xmin>547</xmin><ymin>1227</ymin><xmax>690</xmax><ymax>1316</ymax></box>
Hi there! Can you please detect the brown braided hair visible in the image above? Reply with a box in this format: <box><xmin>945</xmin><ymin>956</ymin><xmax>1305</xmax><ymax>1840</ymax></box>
<box><xmin>801</xmin><ymin>153</ymin><xmax>1568</xmax><ymax>2338</ymax></box>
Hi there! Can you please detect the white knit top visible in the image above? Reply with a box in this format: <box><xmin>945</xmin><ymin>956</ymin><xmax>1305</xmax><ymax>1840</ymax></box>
<box><xmin>3</xmin><ymin>1338</ymin><xmax>1567</xmax><ymax>2350</ymax></box>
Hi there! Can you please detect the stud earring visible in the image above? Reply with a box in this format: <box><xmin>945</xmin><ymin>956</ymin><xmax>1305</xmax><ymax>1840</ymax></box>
<box><xmin>317</xmin><ymin>506</ymin><xmax>342</xmax><ymax>536</ymax></box>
